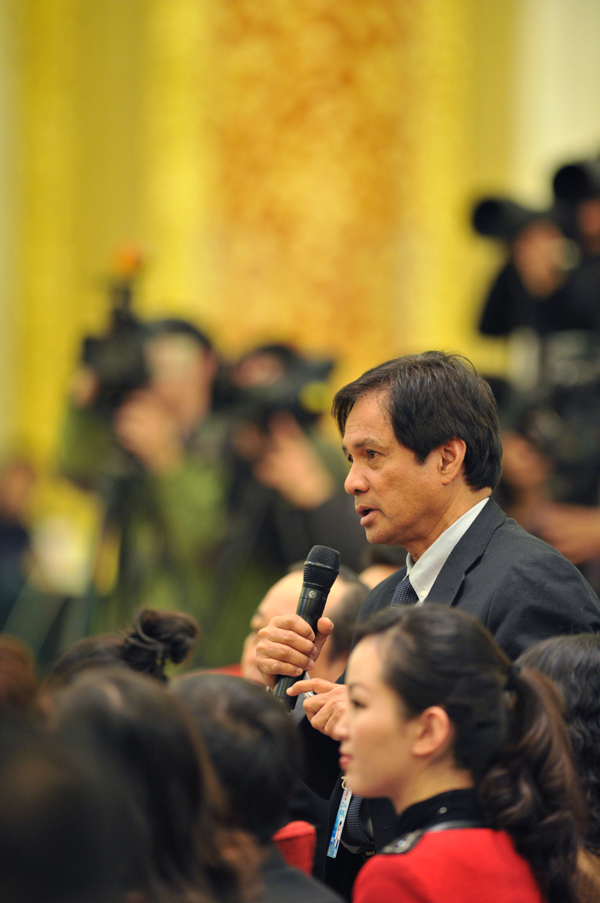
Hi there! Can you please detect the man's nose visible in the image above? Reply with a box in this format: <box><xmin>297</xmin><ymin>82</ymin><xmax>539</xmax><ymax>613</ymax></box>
<box><xmin>344</xmin><ymin>462</ymin><xmax>367</xmax><ymax>496</ymax></box>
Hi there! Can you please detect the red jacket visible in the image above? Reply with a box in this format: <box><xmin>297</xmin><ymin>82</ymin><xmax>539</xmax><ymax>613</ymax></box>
<box><xmin>353</xmin><ymin>827</ymin><xmax>544</xmax><ymax>903</ymax></box>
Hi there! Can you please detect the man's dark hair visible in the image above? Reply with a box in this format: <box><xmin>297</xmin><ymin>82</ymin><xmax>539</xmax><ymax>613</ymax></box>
<box><xmin>332</xmin><ymin>350</ymin><xmax>502</xmax><ymax>490</ymax></box>
<box><xmin>173</xmin><ymin>674</ymin><xmax>302</xmax><ymax>845</ymax></box>
<box><xmin>327</xmin><ymin>581</ymin><xmax>370</xmax><ymax>662</ymax></box>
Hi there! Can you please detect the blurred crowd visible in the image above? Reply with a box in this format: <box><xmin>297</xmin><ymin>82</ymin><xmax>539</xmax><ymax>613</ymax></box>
<box><xmin>474</xmin><ymin>153</ymin><xmax>600</xmax><ymax>594</ymax></box>
<box><xmin>1</xmin><ymin>597</ymin><xmax>600</xmax><ymax>903</ymax></box>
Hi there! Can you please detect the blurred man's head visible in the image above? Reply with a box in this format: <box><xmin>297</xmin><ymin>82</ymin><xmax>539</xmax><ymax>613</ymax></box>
<box><xmin>146</xmin><ymin>319</ymin><xmax>217</xmax><ymax>432</ymax></box>
<box><xmin>241</xmin><ymin>565</ymin><xmax>368</xmax><ymax>685</ymax></box>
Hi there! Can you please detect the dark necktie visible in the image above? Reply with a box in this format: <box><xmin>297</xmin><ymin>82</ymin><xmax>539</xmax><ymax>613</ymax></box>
<box><xmin>391</xmin><ymin>575</ymin><xmax>418</xmax><ymax>606</ymax></box>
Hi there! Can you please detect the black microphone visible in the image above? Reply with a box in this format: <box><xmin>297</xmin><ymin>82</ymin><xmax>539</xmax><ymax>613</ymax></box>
<box><xmin>273</xmin><ymin>545</ymin><xmax>340</xmax><ymax>710</ymax></box>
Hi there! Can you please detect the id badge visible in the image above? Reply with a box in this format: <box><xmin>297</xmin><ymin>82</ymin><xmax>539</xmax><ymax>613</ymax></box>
<box><xmin>327</xmin><ymin>781</ymin><xmax>353</xmax><ymax>859</ymax></box>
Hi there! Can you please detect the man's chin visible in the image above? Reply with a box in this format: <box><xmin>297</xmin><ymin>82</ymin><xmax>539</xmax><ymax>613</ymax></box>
<box><xmin>365</xmin><ymin>527</ymin><xmax>393</xmax><ymax>546</ymax></box>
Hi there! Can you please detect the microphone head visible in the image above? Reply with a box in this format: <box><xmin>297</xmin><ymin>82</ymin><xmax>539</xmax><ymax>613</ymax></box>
<box><xmin>303</xmin><ymin>545</ymin><xmax>340</xmax><ymax>590</ymax></box>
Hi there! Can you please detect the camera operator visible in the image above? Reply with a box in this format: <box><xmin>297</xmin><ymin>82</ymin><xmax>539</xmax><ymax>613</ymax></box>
<box><xmin>58</xmin><ymin>317</ymin><xmax>233</xmax><ymax>649</ymax></box>
<box><xmin>224</xmin><ymin>344</ymin><xmax>367</xmax><ymax>571</ymax></box>
<box><xmin>474</xmin><ymin>197</ymin><xmax>584</xmax><ymax>339</ymax></box>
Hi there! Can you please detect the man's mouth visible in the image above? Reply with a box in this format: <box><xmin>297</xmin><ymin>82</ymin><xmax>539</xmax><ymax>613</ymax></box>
<box><xmin>356</xmin><ymin>505</ymin><xmax>377</xmax><ymax>526</ymax></box>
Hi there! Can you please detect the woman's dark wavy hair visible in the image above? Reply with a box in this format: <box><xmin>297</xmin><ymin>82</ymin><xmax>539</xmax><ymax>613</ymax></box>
<box><xmin>53</xmin><ymin>669</ymin><xmax>240</xmax><ymax>903</ymax></box>
<box><xmin>332</xmin><ymin>351</ymin><xmax>502</xmax><ymax>490</ymax></box>
<box><xmin>44</xmin><ymin>608</ymin><xmax>199</xmax><ymax>690</ymax></box>
<box><xmin>519</xmin><ymin>633</ymin><xmax>600</xmax><ymax>855</ymax></box>
<box><xmin>173</xmin><ymin>673</ymin><xmax>302</xmax><ymax>845</ymax></box>
<box><xmin>356</xmin><ymin>606</ymin><xmax>584</xmax><ymax>903</ymax></box>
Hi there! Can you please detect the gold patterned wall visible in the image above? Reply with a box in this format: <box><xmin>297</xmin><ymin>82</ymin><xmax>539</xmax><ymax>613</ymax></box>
<box><xmin>11</xmin><ymin>0</ymin><xmax>516</xmax><ymax>471</ymax></box>
<box><xmin>212</xmin><ymin>1</ymin><xmax>412</xmax><ymax>384</ymax></box>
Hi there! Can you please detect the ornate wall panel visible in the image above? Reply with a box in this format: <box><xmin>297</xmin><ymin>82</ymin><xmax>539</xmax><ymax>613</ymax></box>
<box><xmin>213</xmin><ymin>0</ymin><xmax>413</xmax><ymax>381</ymax></box>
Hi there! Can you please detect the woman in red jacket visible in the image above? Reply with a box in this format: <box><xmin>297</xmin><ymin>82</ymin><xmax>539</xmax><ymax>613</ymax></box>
<box><xmin>334</xmin><ymin>606</ymin><xmax>583</xmax><ymax>903</ymax></box>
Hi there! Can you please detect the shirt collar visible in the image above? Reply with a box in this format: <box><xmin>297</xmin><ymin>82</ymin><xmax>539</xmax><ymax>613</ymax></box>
<box><xmin>395</xmin><ymin>788</ymin><xmax>482</xmax><ymax>836</ymax></box>
<box><xmin>406</xmin><ymin>497</ymin><xmax>489</xmax><ymax>603</ymax></box>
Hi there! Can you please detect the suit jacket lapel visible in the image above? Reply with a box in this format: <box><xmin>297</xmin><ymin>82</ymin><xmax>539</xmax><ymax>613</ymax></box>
<box><xmin>427</xmin><ymin>498</ymin><xmax>506</xmax><ymax>608</ymax></box>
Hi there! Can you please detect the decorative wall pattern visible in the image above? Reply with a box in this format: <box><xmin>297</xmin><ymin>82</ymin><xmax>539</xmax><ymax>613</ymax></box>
<box><xmin>214</xmin><ymin>0</ymin><xmax>412</xmax><ymax>380</ymax></box>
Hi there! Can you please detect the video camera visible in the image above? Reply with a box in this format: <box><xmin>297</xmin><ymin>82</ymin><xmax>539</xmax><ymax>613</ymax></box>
<box><xmin>471</xmin><ymin>197</ymin><xmax>555</xmax><ymax>241</ymax></box>
<box><xmin>215</xmin><ymin>344</ymin><xmax>335</xmax><ymax>431</ymax></box>
<box><xmin>81</xmin><ymin>249</ymin><xmax>150</xmax><ymax>418</ymax></box>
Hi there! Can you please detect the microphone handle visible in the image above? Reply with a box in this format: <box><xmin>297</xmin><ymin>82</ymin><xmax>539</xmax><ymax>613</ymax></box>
<box><xmin>273</xmin><ymin>583</ymin><xmax>330</xmax><ymax>709</ymax></box>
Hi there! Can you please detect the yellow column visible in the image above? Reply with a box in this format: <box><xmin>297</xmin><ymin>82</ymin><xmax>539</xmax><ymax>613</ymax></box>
<box><xmin>17</xmin><ymin>0</ymin><xmax>79</xmax><ymax>465</ymax></box>
<box><xmin>140</xmin><ymin>0</ymin><xmax>220</xmax><ymax>323</ymax></box>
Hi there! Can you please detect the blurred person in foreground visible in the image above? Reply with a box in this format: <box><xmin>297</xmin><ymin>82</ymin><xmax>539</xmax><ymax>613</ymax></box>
<box><xmin>518</xmin><ymin>633</ymin><xmax>600</xmax><ymax>902</ymax></box>
<box><xmin>53</xmin><ymin>667</ymin><xmax>255</xmax><ymax>903</ymax></box>
<box><xmin>336</xmin><ymin>605</ymin><xmax>583</xmax><ymax>903</ymax></box>
<box><xmin>173</xmin><ymin>672</ymin><xmax>344</xmax><ymax>903</ymax></box>
<box><xmin>0</xmin><ymin>717</ymin><xmax>122</xmax><ymax>903</ymax></box>
<box><xmin>231</xmin><ymin>566</ymin><xmax>367</xmax><ymax>877</ymax></box>
<box><xmin>255</xmin><ymin>351</ymin><xmax>600</xmax><ymax>896</ymax></box>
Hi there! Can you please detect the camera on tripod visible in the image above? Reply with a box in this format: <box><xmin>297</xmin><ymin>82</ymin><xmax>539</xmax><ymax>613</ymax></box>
<box><xmin>80</xmin><ymin>249</ymin><xmax>150</xmax><ymax>418</ymax></box>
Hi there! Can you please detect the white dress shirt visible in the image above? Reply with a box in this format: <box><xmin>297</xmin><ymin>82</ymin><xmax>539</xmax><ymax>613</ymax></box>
<box><xmin>406</xmin><ymin>497</ymin><xmax>490</xmax><ymax>603</ymax></box>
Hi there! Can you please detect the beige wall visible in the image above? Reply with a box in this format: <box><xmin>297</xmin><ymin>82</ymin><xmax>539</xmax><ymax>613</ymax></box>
<box><xmin>512</xmin><ymin>0</ymin><xmax>600</xmax><ymax>203</ymax></box>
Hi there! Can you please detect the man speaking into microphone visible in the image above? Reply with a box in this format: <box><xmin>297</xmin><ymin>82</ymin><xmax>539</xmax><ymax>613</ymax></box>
<box><xmin>256</xmin><ymin>351</ymin><xmax>600</xmax><ymax>893</ymax></box>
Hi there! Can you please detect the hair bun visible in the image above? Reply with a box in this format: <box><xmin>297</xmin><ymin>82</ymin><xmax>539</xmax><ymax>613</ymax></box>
<box><xmin>123</xmin><ymin>609</ymin><xmax>200</xmax><ymax>677</ymax></box>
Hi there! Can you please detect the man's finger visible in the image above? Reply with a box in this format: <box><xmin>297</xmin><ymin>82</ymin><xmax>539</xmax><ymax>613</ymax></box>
<box><xmin>286</xmin><ymin>677</ymin><xmax>338</xmax><ymax>697</ymax></box>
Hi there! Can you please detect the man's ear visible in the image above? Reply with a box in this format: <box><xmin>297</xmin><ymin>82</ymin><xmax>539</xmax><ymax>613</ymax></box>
<box><xmin>411</xmin><ymin>706</ymin><xmax>454</xmax><ymax>760</ymax></box>
<box><xmin>438</xmin><ymin>438</ymin><xmax>466</xmax><ymax>484</ymax></box>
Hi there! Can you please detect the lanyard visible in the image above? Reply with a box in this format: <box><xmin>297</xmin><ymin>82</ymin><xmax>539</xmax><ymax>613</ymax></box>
<box><xmin>327</xmin><ymin>779</ymin><xmax>353</xmax><ymax>859</ymax></box>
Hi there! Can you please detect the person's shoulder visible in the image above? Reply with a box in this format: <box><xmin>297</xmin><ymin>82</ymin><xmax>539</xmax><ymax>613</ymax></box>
<box><xmin>354</xmin><ymin>828</ymin><xmax>542</xmax><ymax>903</ymax></box>
<box><xmin>487</xmin><ymin>508</ymin><xmax>588</xmax><ymax>571</ymax></box>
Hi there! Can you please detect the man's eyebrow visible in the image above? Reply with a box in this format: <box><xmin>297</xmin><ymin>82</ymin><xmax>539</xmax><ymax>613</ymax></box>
<box><xmin>342</xmin><ymin>436</ymin><xmax>381</xmax><ymax>454</ymax></box>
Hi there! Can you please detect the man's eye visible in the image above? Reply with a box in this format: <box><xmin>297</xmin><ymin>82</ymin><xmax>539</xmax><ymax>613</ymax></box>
<box><xmin>366</xmin><ymin>450</ymin><xmax>377</xmax><ymax>460</ymax></box>
<box><xmin>350</xmin><ymin>698</ymin><xmax>365</xmax><ymax>710</ymax></box>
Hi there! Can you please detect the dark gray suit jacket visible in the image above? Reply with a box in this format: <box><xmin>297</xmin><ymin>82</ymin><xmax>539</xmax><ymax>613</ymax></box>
<box><xmin>356</xmin><ymin>497</ymin><xmax>600</xmax><ymax>661</ymax></box>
